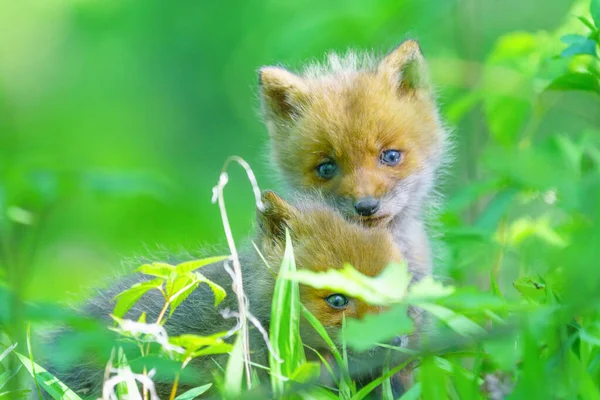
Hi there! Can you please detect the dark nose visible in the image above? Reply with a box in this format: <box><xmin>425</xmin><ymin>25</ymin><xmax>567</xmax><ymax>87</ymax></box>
<box><xmin>354</xmin><ymin>197</ymin><xmax>380</xmax><ymax>216</ymax></box>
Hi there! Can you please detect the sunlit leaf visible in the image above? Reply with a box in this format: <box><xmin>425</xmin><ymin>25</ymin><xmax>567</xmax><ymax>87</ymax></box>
<box><xmin>113</xmin><ymin>278</ymin><xmax>164</xmax><ymax>318</ymax></box>
<box><xmin>513</xmin><ymin>276</ymin><xmax>547</xmax><ymax>303</ymax></box>
<box><xmin>285</xmin><ymin>262</ymin><xmax>412</xmax><ymax>306</ymax></box>
<box><xmin>194</xmin><ymin>272</ymin><xmax>227</xmax><ymax>307</ymax></box>
<box><xmin>137</xmin><ymin>262</ymin><xmax>175</xmax><ymax>278</ymax></box>
<box><xmin>174</xmin><ymin>384</ymin><xmax>213</xmax><ymax>400</ymax></box>
<box><xmin>175</xmin><ymin>256</ymin><xmax>230</xmax><ymax>275</ymax></box>
<box><xmin>408</xmin><ymin>276</ymin><xmax>455</xmax><ymax>301</ymax></box>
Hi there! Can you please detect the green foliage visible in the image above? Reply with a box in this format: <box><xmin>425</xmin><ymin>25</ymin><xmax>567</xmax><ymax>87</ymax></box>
<box><xmin>1</xmin><ymin>0</ymin><xmax>600</xmax><ymax>398</ymax></box>
<box><xmin>268</xmin><ymin>230</ymin><xmax>311</xmax><ymax>396</ymax></box>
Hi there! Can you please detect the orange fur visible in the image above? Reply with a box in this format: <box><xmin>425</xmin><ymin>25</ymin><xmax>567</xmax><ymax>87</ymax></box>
<box><xmin>259</xmin><ymin>40</ymin><xmax>450</xmax><ymax>279</ymax></box>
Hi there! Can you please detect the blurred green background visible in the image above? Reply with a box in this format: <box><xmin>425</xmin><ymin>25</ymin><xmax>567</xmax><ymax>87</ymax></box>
<box><xmin>0</xmin><ymin>0</ymin><xmax>597</xmax><ymax>303</ymax></box>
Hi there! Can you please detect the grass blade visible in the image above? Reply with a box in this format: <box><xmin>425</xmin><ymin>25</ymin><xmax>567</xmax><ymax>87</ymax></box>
<box><xmin>15</xmin><ymin>352</ymin><xmax>83</xmax><ymax>400</ymax></box>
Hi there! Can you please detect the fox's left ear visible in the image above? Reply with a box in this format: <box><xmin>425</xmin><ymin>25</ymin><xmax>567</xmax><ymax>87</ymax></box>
<box><xmin>259</xmin><ymin>67</ymin><xmax>309</xmax><ymax>122</ymax></box>
<box><xmin>378</xmin><ymin>40</ymin><xmax>429</xmax><ymax>94</ymax></box>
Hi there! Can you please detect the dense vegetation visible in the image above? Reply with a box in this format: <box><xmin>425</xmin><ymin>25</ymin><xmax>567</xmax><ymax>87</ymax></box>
<box><xmin>1</xmin><ymin>0</ymin><xmax>600</xmax><ymax>398</ymax></box>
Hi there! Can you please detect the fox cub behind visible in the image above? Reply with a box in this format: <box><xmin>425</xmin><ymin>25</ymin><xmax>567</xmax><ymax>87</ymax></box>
<box><xmin>259</xmin><ymin>39</ymin><xmax>449</xmax><ymax>278</ymax></box>
<box><xmin>48</xmin><ymin>192</ymin><xmax>411</xmax><ymax>397</ymax></box>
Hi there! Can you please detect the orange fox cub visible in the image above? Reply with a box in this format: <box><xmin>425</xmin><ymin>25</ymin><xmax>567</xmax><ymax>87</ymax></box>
<box><xmin>259</xmin><ymin>39</ymin><xmax>449</xmax><ymax>277</ymax></box>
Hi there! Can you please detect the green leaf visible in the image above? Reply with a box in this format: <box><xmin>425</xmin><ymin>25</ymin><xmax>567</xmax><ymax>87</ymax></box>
<box><xmin>15</xmin><ymin>352</ymin><xmax>83</xmax><ymax>400</ymax></box>
<box><xmin>174</xmin><ymin>384</ymin><xmax>213</xmax><ymax>400</ymax></box>
<box><xmin>513</xmin><ymin>276</ymin><xmax>547</xmax><ymax>303</ymax></box>
<box><xmin>547</xmin><ymin>72</ymin><xmax>600</xmax><ymax>95</ymax></box>
<box><xmin>175</xmin><ymin>255</ymin><xmax>229</xmax><ymax>275</ymax></box>
<box><xmin>137</xmin><ymin>262</ymin><xmax>175</xmax><ymax>278</ymax></box>
<box><xmin>398</xmin><ymin>382</ymin><xmax>422</xmax><ymax>400</ymax></box>
<box><xmin>407</xmin><ymin>275</ymin><xmax>455</xmax><ymax>301</ymax></box>
<box><xmin>269</xmin><ymin>229</ymin><xmax>304</xmax><ymax>396</ymax></box>
<box><xmin>0</xmin><ymin>343</ymin><xmax>17</xmax><ymax>363</ymax></box>
<box><xmin>113</xmin><ymin>278</ymin><xmax>164</xmax><ymax>318</ymax></box>
<box><xmin>474</xmin><ymin>189</ymin><xmax>517</xmax><ymax>233</ymax></box>
<box><xmin>289</xmin><ymin>362</ymin><xmax>320</xmax><ymax>383</ymax></box>
<box><xmin>284</xmin><ymin>261</ymin><xmax>412</xmax><ymax>306</ymax></box>
<box><xmin>578</xmin><ymin>16</ymin><xmax>597</xmax><ymax>31</ymax></box>
<box><xmin>194</xmin><ymin>272</ymin><xmax>227</xmax><ymax>307</ymax></box>
<box><xmin>418</xmin><ymin>303</ymin><xmax>486</xmax><ymax>337</ymax></box>
<box><xmin>169</xmin><ymin>276</ymin><xmax>199</xmax><ymax>317</ymax></box>
<box><xmin>345</xmin><ymin>305</ymin><xmax>414</xmax><ymax>352</ymax></box>
<box><xmin>592</xmin><ymin>0</ymin><xmax>600</xmax><ymax>28</ymax></box>
<box><xmin>0</xmin><ymin>365</ymin><xmax>21</xmax><ymax>390</ymax></box>
<box><xmin>560</xmin><ymin>38</ymin><xmax>597</xmax><ymax>57</ymax></box>
<box><xmin>351</xmin><ymin>358</ymin><xmax>413</xmax><ymax>400</ymax></box>
<box><xmin>224</xmin><ymin>333</ymin><xmax>244</xmax><ymax>398</ymax></box>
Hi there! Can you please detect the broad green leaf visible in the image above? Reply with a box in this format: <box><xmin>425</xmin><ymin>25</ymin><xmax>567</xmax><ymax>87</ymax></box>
<box><xmin>224</xmin><ymin>333</ymin><xmax>244</xmax><ymax>398</ymax></box>
<box><xmin>137</xmin><ymin>262</ymin><xmax>174</xmax><ymax>278</ymax></box>
<box><xmin>418</xmin><ymin>303</ymin><xmax>486</xmax><ymax>337</ymax></box>
<box><xmin>284</xmin><ymin>261</ymin><xmax>412</xmax><ymax>306</ymax></box>
<box><xmin>174</xmin><ymin>384</ymin><xmax>213</xmax><ymax>400</ymax></box>
<box><xmin>345</xmin><ymin>305</ymin><xmax>413</xmax><ymax>352</ymax></box>
<box><xmin>547</xmin><ymin>72</ymin><xmax>600</xmax><ymax>95</ymax></box>
<box><xmin>193</xmin><ymin>342</ymin><xmax>233</xmax><ymax>357</ymax></box>
<box><xmin>559</xmin><ymin>34</ymin><xmax>598</xmax><ymax>58</ymax></box>
<box><xmin>166</xmin><ymin>273</ymin><xmax>192</xmax><ymax>299</ymax></box>
<box><xmin>15</xmin><ymin>352</ymin><xmax>83</xmax><ymax>400</ymax></box>
<box><xmin>407</xmin><ymin>276</ymin><xmax>455</xmax><ymax>301</ymax></box>
<box><xmin>194</xmin><ymin>272</ymin><xmax>227</xmax><ymax>307</ymax></box>
<box><xmin>113</xmin><ymin>278</ymin><xmax>164</xmax><ymax>318</ymax></box>
<box><xmin>169</xmin><ymin>279</ymin><xmax>199</xmax><ymax>317</ymax></box>
<box><xmin>175</xmin><ymin>255</ymin><xmax>229</xmax><ymax>275</ymax></box>
<box><xmin>513</xmin><ymin>276</ymin><xmax>547</xmax><ymax>303</ymax></box>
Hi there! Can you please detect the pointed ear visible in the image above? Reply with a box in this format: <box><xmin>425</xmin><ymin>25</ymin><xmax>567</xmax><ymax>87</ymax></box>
<box><xmin>378</xmin><ymin>40</ymin><xmax>429</xmax><ymax>94</ymax></box>
<box><xmin>257</xmin><ymin>190</ymin><xmax>297</xmax><ymax>241</ymax></box>
<box><xmin>259</xmin><ymin>66</ymin><xmax>309</xmax><ymax>121</ymax></box>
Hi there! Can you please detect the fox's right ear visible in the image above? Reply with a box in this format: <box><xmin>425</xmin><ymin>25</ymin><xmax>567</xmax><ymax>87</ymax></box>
<box><xmin>378</xmin><ymin>40</ymin><xmax>430</xmax><ymax>95</ymax></box>
<box><xmin>257</xmin><ymin>190</ymin><xmax>298</xmax><ymax>242</ymax></box>
<box><xmin>259</xmin><ymin>67</ymin><xmax>309</xmax><ymax>121</ymax></box>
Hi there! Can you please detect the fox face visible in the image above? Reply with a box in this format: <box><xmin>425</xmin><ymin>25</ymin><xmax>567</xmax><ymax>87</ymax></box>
<box><xmin>259</xmin><ymin>40</ymin><xmax>448</xmax><ymax>226</ymax></box>
<box><xmin>257</xmin><ymin>191</ymin><xmax>407</xmax><ymax>353</ymax></box>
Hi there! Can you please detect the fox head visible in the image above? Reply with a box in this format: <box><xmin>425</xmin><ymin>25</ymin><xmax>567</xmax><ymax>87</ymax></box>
<box><xmin>259</xmin><ymin>40</ymin><xmax>448</xmax><ymax>226</ymax></box>
<box><xmin>256</xmin><ymin>191</ymin><xmax>409</xmax><ymax>357</ymax></box>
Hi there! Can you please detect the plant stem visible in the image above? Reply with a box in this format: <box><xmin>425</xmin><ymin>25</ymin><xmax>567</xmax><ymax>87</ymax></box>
<box><xmin>169</xmin><ymin>373</ymin><xmax>180</xmax><ymax>400</ymax></box>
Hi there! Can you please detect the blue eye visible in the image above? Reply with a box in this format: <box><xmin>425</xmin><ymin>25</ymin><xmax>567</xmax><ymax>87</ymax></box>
<box><xmin>380</xmin><ymin>150</ymin><xmax>403</xmax><ymax>166</ymax></box>
<box><xmin>325</xmin><ymin>293</ymin><xmax>349</xmax><ymax>309</ymax></box>
<box><xmin>316</xmin><ymin>161</ymin><xmax>337</xmax><ymax>179</ymax></box>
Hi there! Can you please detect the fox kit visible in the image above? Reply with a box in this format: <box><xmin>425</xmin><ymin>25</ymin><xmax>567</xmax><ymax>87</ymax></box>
<box><xmin>48</xmin><ymin>191</ymin><xmax>412</xmax><ymax>397</ymax></box>
<box><xmin>259</xmin><ymin>39</ymin><xmax>449</xmax><ymax>278</ymax></box>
